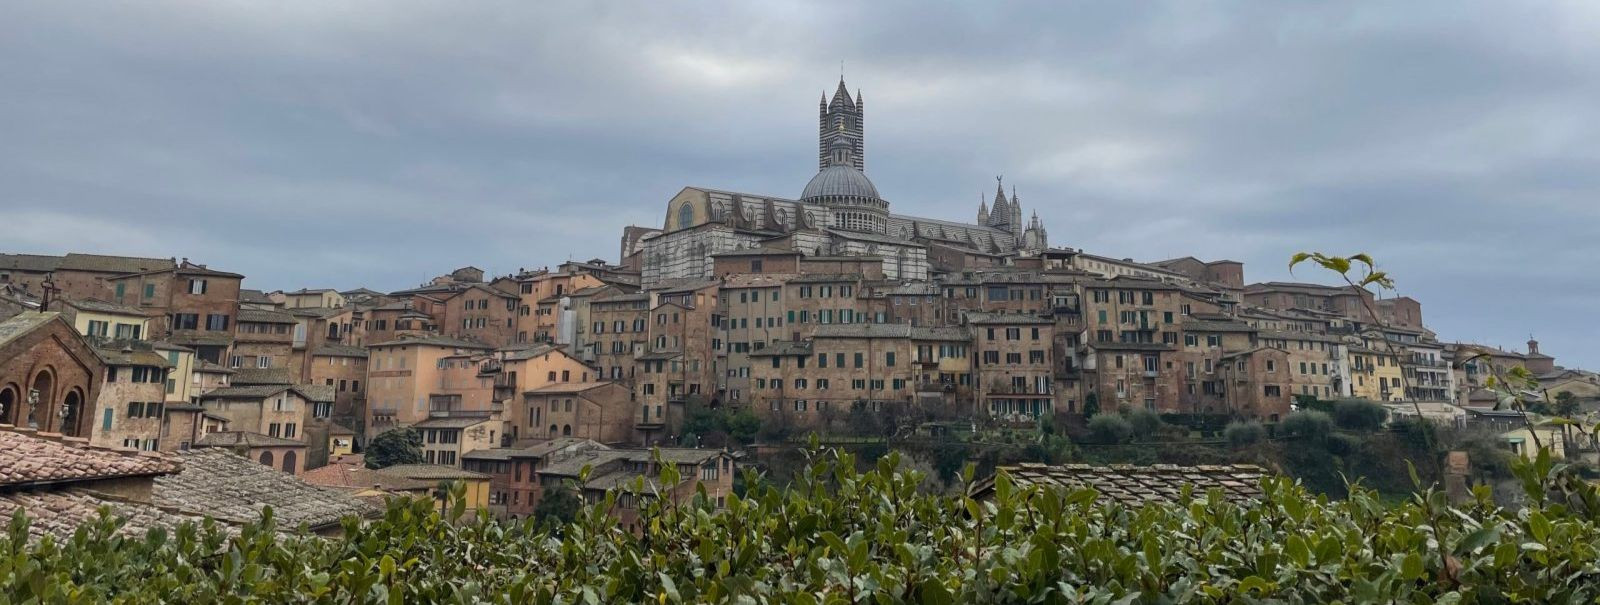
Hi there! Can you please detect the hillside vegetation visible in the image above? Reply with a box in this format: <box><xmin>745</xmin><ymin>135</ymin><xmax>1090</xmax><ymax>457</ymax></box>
<box><xmin>5</xmin><ymin>447</ymin><xmax>1600</xmax><ymax>603</ymax></box>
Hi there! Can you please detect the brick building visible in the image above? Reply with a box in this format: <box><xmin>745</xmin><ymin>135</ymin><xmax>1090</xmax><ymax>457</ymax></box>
<box><xmin>0</xmin><ymin>312</ymin><xmax>104</xmax><ymax>437</ymax></box>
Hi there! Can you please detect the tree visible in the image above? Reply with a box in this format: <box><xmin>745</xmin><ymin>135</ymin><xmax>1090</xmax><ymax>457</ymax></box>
<box><xmin>1332</xmin><ymin>399</ymin><xmax>1389</xmax><ymax>432</ymax></box>
<box><xmin>365</xmin><ymin>428</ymin><xmax>423</xmax><ymax>469</ymax></box>
<box><xmin>1087</xmin><ymin>414</ymin><xmax>1133</xmax><ymax>445</ymax></box>
<box><xmin>534</xmin><ymin>485</ymin><xmax>581</xmax><ymax>526</ymax></box>
<box><xmin>1224</xmin><ymin>420</ymin><xmax>1265</xmax><ymax>447</ymax></box>
<box><xmin>1554</xmin><ymin>391</ymin><xmax>1579</xmax><ymax>417</ymax></box>
<box><xmin>1280</xmin><ymin>410</ymin><xmax>1334</xmax><ymax>443</ymax></box>
<box><xmin>1128</xmin><ymin>409</ymin><xmax>1164</xmax><ymax>439</ymax></box>
<box><xmin>1082</xmin><ymin>392</ymin><xmax>1101</xmax><ymax>419</ymax></box>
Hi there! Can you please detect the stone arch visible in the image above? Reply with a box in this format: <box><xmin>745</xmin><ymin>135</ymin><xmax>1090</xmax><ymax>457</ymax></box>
<box><xmin>548</xmin><ymin>424</ymin><xmax>558</xmax><ymax>437</ymax></box>
<box><xmin>282</xmin><ymin>450</ymin><xmax>298</xmax><ymax>473</ymax></box>
<box><xmin>259</xmin><ymin>450</ymin><xmax>274</xmax><ymax>467</ymax></box>
<box><xmin>0</xmin><ymin>383</ymin><xmax>17</xmax><ymax>425</ymax></box>
<box><xmin>27</xmin><ymin>367</ymin><xmax>54</xmax><ymax>429</ymax></box>
<box><xmin>562</xmin><ymin>424</ymin><xmax>572</xmax><ymax>437</ymax></box>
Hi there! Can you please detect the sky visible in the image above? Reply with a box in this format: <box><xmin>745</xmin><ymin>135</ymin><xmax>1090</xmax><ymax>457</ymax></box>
<box><xmin>2</xmin><ymin>1</ymin><xmax>1597</xmax><ymax>367</ymax></box>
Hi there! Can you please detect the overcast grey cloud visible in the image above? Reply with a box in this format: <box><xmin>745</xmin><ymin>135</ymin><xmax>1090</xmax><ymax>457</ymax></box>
<box><xmin>2</xmin><ymin>1</ymin><xmax>1597</xmax><ymax>366</ymax></box>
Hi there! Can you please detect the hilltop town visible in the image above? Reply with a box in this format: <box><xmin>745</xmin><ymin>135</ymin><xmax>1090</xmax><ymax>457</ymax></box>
<box><xmin>1</xmin><ymin>79</ymin><xmax>1595</xmax><ymax>528</ymax></box>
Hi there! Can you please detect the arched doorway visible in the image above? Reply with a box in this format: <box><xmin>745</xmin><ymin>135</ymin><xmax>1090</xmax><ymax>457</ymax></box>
<box><xmin>548</xmin><ymin>424</ymin><xmax>558</xmax><ymax>437</ymax></box>
<box><xmin>27</xmin><ymin>370</ymin><xmax>53</xmax><ymax>430</ymax></box>
<box><xmin>60</xmin><ymin>389</ymin><xmax>83</xmax><ymax>437</ymax></box>
<box><xmin>281</xmin><ymin>450</ymin><xmax>297</xmax><ymax>474</ymax></box>
<box><xmin>259</xmin><ymin>451</ymin><xmax>274</xmax><ymax>467</ymax></box>
<box><xmin>0</xmin><ymin>385</ymin><xmax>16</xmax><ymax>425</ymax></box>
<box><xmin>562</xmin><ymin>424</ymin><xmax>572</xmax><ymax>437</ymax></box>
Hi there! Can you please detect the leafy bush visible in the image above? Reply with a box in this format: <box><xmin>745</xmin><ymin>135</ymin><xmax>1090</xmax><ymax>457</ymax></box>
<box><xmin>1087</xmin><ymin>414</ymin><xmax>1133</xmax><ymax>444</ymax></box>
<box><xmin>4</xmin><ymin>448</ymin><xmax>1600</xmax><ymax>602</ymax></box>
<box><xmin>533</xmin><ymin>485</ymin><xmax>580</xmax><ymax>525</ymax></box>
<box><xmin>364</xmin><ymin>428</ymin><xmax>422</xmax><ymax>469</ymax></box>
<box><xmin>1333</xmin><ymin>399</ymin><xmax>1389</xmax><ymax>431</ymax></box>
<box><xmin>1127</xmin><ymin>409</ymin><xmax>1164</xmax><ymax>439</ymax></box>
<box><xmin>1224</xmin><ymin>420</ymin><xmax>1265</xmax><ymax>447</ymax></box>
<box><xmin>1280</xmin><ymin>410</ymin><xmax>1334</xmax><ymax>443</ymax></box>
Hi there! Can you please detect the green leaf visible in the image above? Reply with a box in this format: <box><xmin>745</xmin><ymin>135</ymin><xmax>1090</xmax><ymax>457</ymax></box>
<box><xmin>1400</xmin><ymin>552</ymin><xmax>1423</xmax><ymax>580</ymax></box>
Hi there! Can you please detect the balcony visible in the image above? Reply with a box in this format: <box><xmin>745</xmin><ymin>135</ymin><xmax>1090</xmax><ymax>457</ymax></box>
<box><xmin>1142</xmin><ymin>370</ymin><xmax>1160</xmax><ymax>379</ymax></box>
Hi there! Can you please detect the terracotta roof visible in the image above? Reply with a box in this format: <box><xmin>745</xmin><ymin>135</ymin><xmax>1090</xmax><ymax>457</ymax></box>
<box><xmin>237</xmin><ymin>308</ymin><xmax>298</xmax><ymax>324</ymax></box>
<box><xmin>975</xmin><ymin>463</ymin><xmax>1267</xmax><ymax>507</ymax></box>
<box><xmin>194</xmin><ymin>359</ymin><xmax>235</xmax><ymax>374</ymax></box>
<box><xmin>56</xmin><ymin>253</ymin><xmax>174</xmax><ymax>274</ymax></box>
<box><xmin>238</xmin><ymin>289</ymin><xmax>275</xmax><ymax>305</ymax></box>
<box><xmin>196</xmin><ymin>431</ymin><xmax>306</xmax><ymax>449</ymax></box>
<box><xmin>0</xmin><ymin>312</ymin><xmax>61</xmax><ymax>349</ymax></box>
<box><xmin>411</xmin><ymin>415</ymin><xmax>495</xmax><ymax>429</ymax></box>
<box><xmin>200</xmin><ymin>385</ymin><xmax>294</xmax><ymax>399</ymax></box>
<box><xmin>525</xmin><ymin>381</ymin><xmax>614</xmax><ymax>395</ymax></box>
<box><xmin>465</xmin><ymin>438</ymin><xmax>604</xmax><ymax>461</ymax></box>
<box><xmin>231</xmin><ymin>367</ymin><xmax>295</xmax><ymax>385</ymax></box>
<box><xmin>0</xmin><ymin>489</ymin><xmax>212</xmax><ymax>543</ymax></box>
<box><xmin>311</xmin><ymin>344</ymin><xmax>368</xmax><ymax>358</ymax></box>
<box><xmin>154</xmin><ymin>449</ymin><xmax>377</xmax><ymax>529</ymax></box>
<box><xmin>294</xmin><ymin>384</ymin><xmax>336</xmax><ymax>403</ymax></box>
<box><xmin>0</xmin><ymin>427</ymin><xmax>181</xmax><ymax>488</ymax></box>
<box><xmin>376</xmin><ymin>464</ymin><xmax>488</xmax><ymax>481</ymax></box>
<box><xmin>368</xmin><ymin>335</ymin><xmax>494</xmax><ymax>349</ymax></box>
<box><xmin>748</xmin><ymin>341</ymin><xmax>813</xmax><ymax>357</ymax></box>
<box><xmin>167</xmin><ymin>331</ymin><xmax>235</xmax><ymax>347</ymax></box>
<box><xmin>0</xmin><ymin>253</ymin><xmax>63</xmax><ymax>273</ymax></box>
<box><xmin>302</xmin><ymin>463</ymin><xmax>433</xmax><ymax>492</ymax></box>
<box><xmin>963</xmin><ymin>311</ymin><xmax>1054</xmax><ymax>325</ymax></box>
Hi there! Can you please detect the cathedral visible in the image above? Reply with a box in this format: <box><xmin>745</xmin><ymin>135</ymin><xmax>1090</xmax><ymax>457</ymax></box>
<box><xmin>628</xmin><ymin>78</ymin><xmax>1050</xmax><ymax>288</ymax></box>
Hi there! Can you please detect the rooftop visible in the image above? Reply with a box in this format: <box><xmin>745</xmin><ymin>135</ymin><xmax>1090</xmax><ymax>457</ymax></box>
<box><xmin>0</xmin><ymin>427</ymin><xmax>182</xmax><ymax>488</ymax></box>
<box><xmin>974</xmin><ymin>463</ymin><xmax>1267</xmax><ymax>507</ymax></box>
<box><xmin>376</xmin><ymin>464</ymin><xmax>489</xmax><ymax>481</ymax></box>
<box><xmin>196</xmin><ymin>430</ymin><xmax>306</xmax><ymax>449</ymax></box>
<box><xmin>154</xmin><ymin>449</ymin><xmax>377</xmax><ymax>530</ymax></box>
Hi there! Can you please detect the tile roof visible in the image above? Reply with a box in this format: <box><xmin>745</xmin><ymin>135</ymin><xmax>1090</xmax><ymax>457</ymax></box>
<box><xmin>311</xmin><ymin>344</ymin><xmax>369</xmax><ymax>358</ymax></box>
<box><xmin>200</xmin><ymin>385</ymin><xmax>294</xmax><ymax>399</ymax></box>
<box><xmin>0</xmin><ymin>312</ymin><xmax>61</xmax><ymax>349</ymax></box>
<box><xmin>0</xmin><ymin>490</ymin><xmax>213</xmax><ymax>543</ymax></box>
<box><xmin>194</xmin><ymin>359</ymin><xmax>235</xmax><ymax>374</ymax></box>
<box><xmin>411</xmin><ymin>415</ymin><xmax>496</xmax><ymax>429</ymax></box>
<box><xmin>465</xmin><ymin>438</ymin><xmax>605</xmax><ymax>461</ymax></box>
<box><xmin>294</xmin><ymin>384</ymin><xmax>336</xmax><ymax>403</ymax></box>
<box><xmin>0</xmin><ymin>427</ymin><xmax>182</xmax><ymax>488</ymax></box>
<box><xmin>0</xmin><ymin>253</ymin><xmax>63</xmax><ymax>273</ymax></box>
<box><xmin>813</xmin><ymin>323</ymin><xmax>917</xmax><ymax>339</ymax></box>
<box><xmin>963</xmin><ymin>311</ymin><xmax>1054</xmax><ymax>325</ymax></box>
<box><xmin>238</xmin><ymin>289</ymin><xmax>275</xmax><ymax>304</ymax></box>
<box><xmin>231</xmin><ymin>367</ymin><xmax>295</xmax><ymax>385</ymax></box>
<box><xmin>56</xmin><ymin>253</ymin><xmax>175</xmax><ymax>274</ymax></box>
<box><xmin>524</xmin><ymin>381</ymin><xmax>615</xmax><ymax>395</ymax></box>
<box><xmin>501</xmin><ymin>343</ymin><xmax>567</xmax><ymax>361</ymax></box>
<box><xmin>154</xmin><ymin>449</ymin><xmax>377</xmax><ymax>529</ymax></box>
<box><xmin>196</xmin><ymin>431</ymin><xmax>306</xmax><ymax>448</ymax></box>
<box><xmin>59</xmin><ymin>297</ymin><xmax>153</xmax><ymax>316</ymax></box>
<box><xmin>167</xmin><ymin>331</ymin><xmax>235</xmax><ymax>347</ymax></box>
<box><xmin>748</xmin><ymin>341</ymin><xmax>813</xmax><ymax>357</ymax></box>
<box><xmin>976</xmin><ymin>463</ymin><xmax>1267</xmax><ymax>507</ymax></box>
<box><xmin>368</xmin><ymin>334</ymin><xmax>494</xmax><ymax>349</ymax></box>
<box><xmin>237</xmin><ymin>308</ymin><xmax>298</xmax><ymax>324</ymax></box>
<box><xmin>93</xmin><ymin>345</ymin><xmax>173</xmax><ymax>368</ymax></box>
<box><xmin>302</xmin><ymin>463</ymin><xmax>433</xmax><ymax>492</ymax></box>
<box><xmin>376</xmin><ymin>464</ymin><xmax>488</xmax><ymax>481</ymax></box>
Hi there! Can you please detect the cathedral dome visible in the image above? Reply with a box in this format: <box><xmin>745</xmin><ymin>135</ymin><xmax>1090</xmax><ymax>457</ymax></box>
<box><xmin>801</xmin><ymin>164</ymin><xmax>881</xmax><ymax>201</ymax></box>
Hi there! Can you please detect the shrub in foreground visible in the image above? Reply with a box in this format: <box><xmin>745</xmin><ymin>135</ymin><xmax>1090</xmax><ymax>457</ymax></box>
<box><xmin>3</xmin><ymin>448</ymin><xmax>1600</xmax><ymax>603</ymax></box>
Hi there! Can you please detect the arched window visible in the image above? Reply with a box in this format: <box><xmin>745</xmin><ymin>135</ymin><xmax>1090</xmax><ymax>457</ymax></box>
<box><xmin>61</xmin><ymin>389</ymin><xmax>83</xmax><ymax>437</ymax></box>
<box><xmin>0</xmin><ymin>385</ymin><xmax>15</xmax><ymax>425</ymax></box>
<box><xmin>548</xmin><ymin>424</ymin><xmax>558</xmax><ymax>437</ymax></box>
<box><xmin>562</xmin><ymin>424</ymin><xmax>572</xmax><ymax>437</ymax></box>
<box><xmin>259</xmin><ymin>451</ymin><xmax>274</xmax><ymax>467</ymax></box>
<box><xmin>282</xmin><ymin>450</ymin><xmax>298</xmax><ymax>474</ymax></box>
<box><xmin>677</xmin><ymin>203</ymin><xmax>694</xmax><ymax>229</ymax></box>
<box><xmin>27</xmin><ymin>369</ymin><xmax>53</xmax><ymax>430</ymax></box>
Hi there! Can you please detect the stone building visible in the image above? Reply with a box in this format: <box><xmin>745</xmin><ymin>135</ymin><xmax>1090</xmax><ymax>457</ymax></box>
<box><xmin>633</xmin><ymin>78</ymin><xmax>1049</xmax><ymax>290</ymax></box>
<box><xmin>106</xmin><ymin>261</ymin><xmax>244</xmax><ymax>364</ymax></box>
<box><xmin>523</xmin><ymin>381</ymin><xmax>635</xmax><ymax>444</ymax></box>
<box><xmin>90</xmin><ymin>342</ymin><xmax>172</xmax><ymax>450</ymax></box>
<box><xmin>461</xmin><ymin>437</ymin><xmax>603</xmax><ymax>520</ymax></box>
<box><xmin>0</xmin><ymin>312</ymin><xmax>103</xmax><ymax>437</ymax></box>
<box><xmin>413</xmin><ymin>415</ymin><xmax>500</xmax><ymax>467</ymax></box>
<box><xmin>968</xmin><ymin>312</ymin><xmax>1055</xmax><ymax>421</ymax></box>
<box><xmin>1218</xmin><ymin>347</ymin><xmax>1294</xmax><ymax>421</ymax></box>
<box><xmin>56</xmin><ymin>298</ymin><xmax>155</xmax><ymax>343</ymax></box>
<box><xmin>231</xmin><ymin>308</ymin><xmax>297</xmax><ymax>372</ymax></box>
<box><xmin>364</xmin><ymin>335</ymin><xmax>494</xmax><ymax>434</ymax></box>
<box><xmin>585</xmin><ymin>292</ymin><xmax>651</xmax><ymax>382</ymax></box>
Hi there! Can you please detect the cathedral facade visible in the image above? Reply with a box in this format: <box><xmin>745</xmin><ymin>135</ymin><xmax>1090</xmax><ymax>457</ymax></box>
<box><xmin>631</xmin><ymin>78</ymin><xmax>1050</xmax><ymax>289</ymax></box>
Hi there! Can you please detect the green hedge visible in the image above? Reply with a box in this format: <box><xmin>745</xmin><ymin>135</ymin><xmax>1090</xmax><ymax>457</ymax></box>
<box><xmin>4</xmin><ymin>448</ymin><xmax>1599</xmax><ymax>603</ymax></box>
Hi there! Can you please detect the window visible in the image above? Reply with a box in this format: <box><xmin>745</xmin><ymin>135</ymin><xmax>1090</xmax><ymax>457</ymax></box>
<box><xmin>853</xmin><ymin>353</ymin><xmax>863</xmax><ymax>368</ymax></box>
<box><xmin>172</xmin><ymin>313</ymin><xmax>199</xmax><ymax>330</ymax></box>
<box><xmin>188</xmin><ymin>279</ymin><xmax>208</xmax><ymax>295</ymax></box>
<box><xmin>885</xmin><ymin>352</ymin><xmax>896</xmax><ymax>367</ymax></box>
<box><xmin>205</xmin><ymin>314</ymin><xmax>229</xmax><ymax>331</ymax></box>
<box><xmin>1264</xmin><ymin>385</ymin><xmax>1282</xmax><ymax>397</ymax></box>
<box><xmin>86</xmin><ymin>320</ymin><xmax>109</xmax><ymax>337</ymax></box>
